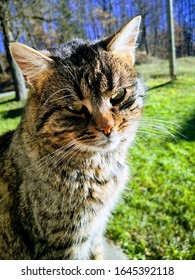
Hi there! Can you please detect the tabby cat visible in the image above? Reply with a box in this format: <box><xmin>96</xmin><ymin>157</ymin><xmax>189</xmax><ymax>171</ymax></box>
<box><xmin>0</xmin><ymin>16</ymin><xmax>145</xmax><ymax>259</ymax></box>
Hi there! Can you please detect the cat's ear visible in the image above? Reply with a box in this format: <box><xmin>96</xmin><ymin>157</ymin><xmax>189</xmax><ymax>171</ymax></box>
<box><xmin>9</xmin><ymin>42</ymin><xmax>53</xmax><ymax>86</ymax></box>
<box><xmin>101</xmin><ymin>15</ymin><xmax>141</xmax><ymax>65</ymax></box>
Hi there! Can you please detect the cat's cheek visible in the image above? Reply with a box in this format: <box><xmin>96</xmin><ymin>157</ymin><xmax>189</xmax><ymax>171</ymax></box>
<box><xmin>114</xmin><ymin>110</ymin><xmax>142</xmax><ymax>140</ymax></box>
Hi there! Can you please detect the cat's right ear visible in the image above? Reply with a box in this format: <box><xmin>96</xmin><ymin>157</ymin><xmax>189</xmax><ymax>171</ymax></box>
<box><xmin>100</xmin><ymin>15</ymin><xmax>141</xmax><ymax>65</ymax></box>
<box><xmin>9</xmin><ymin>42</ymin><xmax>53</xmax><ymax>86</ymax></box>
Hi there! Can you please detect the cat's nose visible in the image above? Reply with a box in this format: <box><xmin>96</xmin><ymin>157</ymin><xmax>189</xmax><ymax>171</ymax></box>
<box><xmin>95</xmin><ymin>116</ymin><xmax>115</xmax><ymax>136</ymax></box>
<box><xmin>99</xmin><ymin>124</ymin><xmax>114</xmax><ymax>136</ymax></box>
<box><xmin>93</xmin><ymin>102</ymin><xmax>115</xmax><ymax>136</ymax></box>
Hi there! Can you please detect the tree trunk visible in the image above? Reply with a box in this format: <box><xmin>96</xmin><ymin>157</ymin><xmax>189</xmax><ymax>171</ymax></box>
<box><xmin>0</xmin><ymin>9</ymin><xmax>27</xmax><ymax>101</ymax></box>
<box><xmin>166</xmin><ymin>0</ymin><xmax>177</xmax><ymax>80</ymax></box>
<box><xmin>0</xmin><ymin>57</ymin><xmax>5</xmax><ymax>75</ymax></box>
<box><xmin>142</xmin><ymin>18</ymin><xmax>149</xmax><ymax>55</ymax></box>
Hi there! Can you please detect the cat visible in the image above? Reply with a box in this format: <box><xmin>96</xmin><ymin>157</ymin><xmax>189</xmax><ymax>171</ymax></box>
<box><xmin>0</xmin><ymin>15</ymin><xmax>145</xmax><ymax>260</ymax></box>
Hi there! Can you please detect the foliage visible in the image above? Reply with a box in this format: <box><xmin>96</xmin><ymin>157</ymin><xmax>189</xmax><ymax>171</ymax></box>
<box><xmin>0</xmin><ymin>0</ymin><xmax>81</xmax><ymax>49</ymax></box>
<box><xmin>0</xmin><ymin>58</ymin><xmax>194</xmax><ymax>259</ymax></box>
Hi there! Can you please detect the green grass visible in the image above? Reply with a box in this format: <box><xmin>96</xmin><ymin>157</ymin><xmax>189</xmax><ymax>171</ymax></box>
<box><xmin>0</xmin><ymin>58</ymin><xmax>195</xmax><ymax>259</ymax></box>
<box><xmin>0</xmin><ymin>95</ymin><xmax>25</xmax><ymax>134</ymax></box>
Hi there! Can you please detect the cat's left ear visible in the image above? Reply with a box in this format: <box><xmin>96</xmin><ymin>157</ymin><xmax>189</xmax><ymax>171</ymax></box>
<box><xmin>100</xmin><ymin>15</ymin><xmax>141</xmax><ymax>65</ymax></box>
<box><xmin>9</xmin><ymin>42</ymin><xmax>53</xmax><ymax>86</ymax></box>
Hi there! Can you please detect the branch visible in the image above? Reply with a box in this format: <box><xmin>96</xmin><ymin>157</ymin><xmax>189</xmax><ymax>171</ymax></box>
<box><xmin>3</xmin><ymin>14</ymin><xmax>54</xmax><ymax>23</ymax></box>
<box><xmin>30</xmin><ymin>16</ymin><xmax>53</xmax><ymax>23</ymax></box>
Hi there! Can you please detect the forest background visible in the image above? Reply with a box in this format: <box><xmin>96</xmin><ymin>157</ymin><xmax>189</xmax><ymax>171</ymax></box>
<box><xmin>0</xmin><ymin>0</ymin><xmax>195</xmax><ymax>99</ymax></box>
<box><xmin>1</xmin><ymin>0</ymin><xmax>194</xmax><ymax>56</ymax></box>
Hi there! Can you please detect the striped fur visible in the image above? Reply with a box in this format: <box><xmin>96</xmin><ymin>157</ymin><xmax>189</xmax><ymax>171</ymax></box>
<box><xmin>0</xmin><ymin>16</ymin><xmax>145</xmax><ymax>259</ymax></box>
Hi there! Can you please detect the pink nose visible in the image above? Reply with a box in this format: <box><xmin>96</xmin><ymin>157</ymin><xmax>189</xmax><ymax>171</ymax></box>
<box><xmin>95</xmin><ymin>116</ymin><xmax>115</xmax><ymax>136</ymax></box>
<box><xmin>93</xmin><ymin>103</ymin><xmax>115</xmax><ymax>136</ymax></box>
<box><xmin>99</xmin><ymin>125</ymin><xmax>113</xmax><ymax>136</ymax></box>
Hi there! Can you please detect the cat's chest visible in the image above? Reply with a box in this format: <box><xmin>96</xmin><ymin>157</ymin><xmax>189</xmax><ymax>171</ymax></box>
<box><xmin>46</xmin><ymin>153</ymin><xmax>128</xmax><ymax>206</ymax></box>
<box><xmin>20</xmin><ymin>151</ymin><xmax>128</xmax><ymax>241</ymax></box>
<box><xmin>18</xmin><ymin>151</ymin><xmax>129</xmax><ymax>258</ymax></box>
<box><xmin>31</xmin><ymin>150</ymin><xmax>127</xmax><ymax>193</ymax></box>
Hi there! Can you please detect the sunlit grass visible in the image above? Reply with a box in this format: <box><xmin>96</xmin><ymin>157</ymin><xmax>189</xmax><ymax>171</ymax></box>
<box><xmin>0</xmin><ymin>95</ymin><xmax>25</xmax><ymax>135</ymax></box>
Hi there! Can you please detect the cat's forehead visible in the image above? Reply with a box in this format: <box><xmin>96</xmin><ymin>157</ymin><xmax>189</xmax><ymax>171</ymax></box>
<box><xmin>49</xmin><ymin>40</ymin><xmax>136</xmax><ymax>98</ymax></box>
<box><xmin>49</xmin><ymin>39</ymin><xmax>99</xmax><ymax>63</ymax></box>
<box><xmin>81</xmin><ymin>56</ymin><xmax>136</xmax><ymax>100</ymax></box>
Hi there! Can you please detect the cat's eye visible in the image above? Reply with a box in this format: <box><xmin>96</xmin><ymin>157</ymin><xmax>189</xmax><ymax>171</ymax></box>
<box><xmin>110</xmin><ymin>89</ymin><xmax>126</xmax><ymax>105</ymax></box>
<box><xmin>67</xmin><ymin>103</ymin><xmax>84</xmax><ymax>114</ymax></box>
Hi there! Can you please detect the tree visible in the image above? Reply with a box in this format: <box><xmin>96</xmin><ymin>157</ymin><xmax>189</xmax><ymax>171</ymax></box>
<box><xmin>0</xmin><ymin>0</ymin><xmax>81</xmax><ymax>101</ymax></box>
<box><xmin>0</xmin><ymin>56</ymin><xmax>5</xmax><ymax>75</ymax></box>
<box><xmin>0</xmin><ymin>1</ymin><xmax>27</xmax><ymax>101</ymax></box>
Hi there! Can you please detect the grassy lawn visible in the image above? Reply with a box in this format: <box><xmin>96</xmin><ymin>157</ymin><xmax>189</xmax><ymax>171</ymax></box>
<box><xmin>0</xmin><ymin>58</ymin><xmax>195</xmax><ymax>259</ymax></box>
<box><xmin>0</xmin><ymin>96</ymin><xmax>25</xmax><ymax>135</ymax></box>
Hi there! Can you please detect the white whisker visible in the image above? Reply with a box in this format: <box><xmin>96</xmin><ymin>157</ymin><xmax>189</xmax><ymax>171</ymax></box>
<box><xmin>53</xmin><ymin>143</ymin><xmax>78</xmax><ymax>167</ymax></box>
<box><xmin>140</xmin><ymin>117</ymin><xmax>182</xmax><ymax>128</ymax></box>
<box><xmin>49</xmin><ymin>94</ymin><xmax>74</xmax><ymax>103</ymax></box>
<box><xmin>25</xmin><ymin>140</ymin><xmax>77</xmax><ymax>171</ymax></box>
<box><xmin>57</xmin><ymin>61</ymin><xmax>79</xmax><ymax>84</ymax></box>
<box><xmin>43</xmin><ymin>88</ymin><xmax>72</xmax><ymax>106</ymax></box>
<box><xmin>135</xmin><ymin>129</ymin><xmax>169</xmax><ymax>140</ymax></box>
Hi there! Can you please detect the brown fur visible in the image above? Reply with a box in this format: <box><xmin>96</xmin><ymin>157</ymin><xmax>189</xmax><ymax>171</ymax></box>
<box><xmin>0</xmin><ymin>16</ymin><xmax>144</xmax><ymax>259</ymax></box>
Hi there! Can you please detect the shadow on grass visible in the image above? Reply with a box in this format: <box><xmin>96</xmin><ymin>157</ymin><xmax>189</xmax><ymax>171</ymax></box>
<box><xmin>150</xmin><ymin>74</ymin><xmax>170</xmax><ymax>79</ymax></box>
<box><xmin>179</xmin><ymin>114</ymin><xmax>195</xmax><ymax>142</ymax></box>
<box><xmin>0</xmin><ymin>79</ymin><xmax>14</xmax><ymax>93</ymax></box>
<box><xmin>0</xmin><ymin>98</ymin><xmax>15</xmax><ymax>105</ymax></box>
<box><xmin>148</xmin><ymin>80</ymin><xmax>173</xmax><ymax>91</ymax></box>
<box><xmin>3</xmin><ymin>108</ymin><xmax>24</xmax><ymax>119</ymax></box>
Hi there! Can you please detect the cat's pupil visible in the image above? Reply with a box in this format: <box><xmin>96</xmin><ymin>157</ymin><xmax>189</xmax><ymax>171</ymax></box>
<box><xmin>110</xmin><ymin>89</ymin><xmax>126</xmax><ymax>105</ymax></box>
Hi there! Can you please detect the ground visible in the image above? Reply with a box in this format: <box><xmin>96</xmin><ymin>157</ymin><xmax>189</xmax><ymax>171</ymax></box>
<box><xmin>0</xmin><ymin>57</ymin><xmax>195</xmax><ymax>259</ymax></box>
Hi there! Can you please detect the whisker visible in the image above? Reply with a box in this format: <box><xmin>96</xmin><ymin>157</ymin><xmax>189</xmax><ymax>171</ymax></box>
<box><xmin>53</xmin><ymin>144</ymin><xmax>78</xmax><ymax>167</ymax></box>
<box><xmin>52</xmin><ymin>139</ymin><xmax>91</xmax><ymax>168</ymax></box>
<box><xmin>55</xmin><ymin>148</ymin><xmax>78</xmax><ymax>167</ymax></box>
<box><xmin>138</xmin><ymin>120</ymin><xmax>186</xmax><ymax>140</ymax></box>
<box><xmin>25</xmin><ymin>140</ymin><xmax>77</xmax><ymax>171</ymax></box>
<box><xmin>135</xmin><ymin>129</ymin><xmax>170</xmax><ymax>140</ymax></box>
<box><xmin>49</xmin><ymin>94</ymin><xmax>74</xmax><ymax>103</ymax></box>
<box><xmin>57</xmin><ymin>61</ymin><xmax>79</xmax><ymax>84</ymax></box>
<box><xmin>43</xmin><ymin>88</ymin><xmax>72</xmax><ymax>106</ymax></box>
<box><xmin>140</xmin><ymin>117</ymin><xmax>182</xmax><ymax>128</ymax></box>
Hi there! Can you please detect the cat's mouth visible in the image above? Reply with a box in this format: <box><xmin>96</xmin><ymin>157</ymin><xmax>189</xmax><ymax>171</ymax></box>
<box><xmin>77</xmin><ymin>134</ymin><xmax>122</xmax><ymax>153</ymax></box>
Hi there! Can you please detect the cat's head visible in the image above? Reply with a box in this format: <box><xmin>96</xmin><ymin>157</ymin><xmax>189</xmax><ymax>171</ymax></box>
<box><xmin>10</xmin><ymin>16</ymin><xmax>145</xmax><ymax>155</ymax></box>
